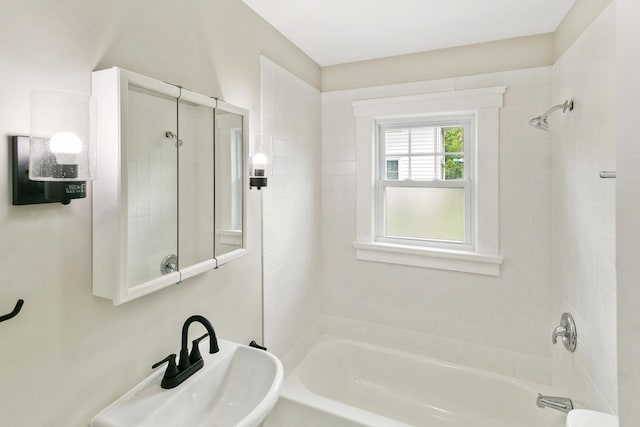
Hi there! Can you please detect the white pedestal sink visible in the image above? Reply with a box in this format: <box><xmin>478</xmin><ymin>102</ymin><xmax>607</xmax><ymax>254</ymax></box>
<box><xmin>91</xmin><ymin>339</ymin><xmax>283</xmax><ymax>427</ymax></box>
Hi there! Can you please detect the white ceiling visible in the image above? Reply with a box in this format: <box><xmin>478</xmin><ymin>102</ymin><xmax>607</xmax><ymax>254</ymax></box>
<box><xmin>243</xmin><ymin>0</ymin><xmax>575</xmax><ymax>66</ymax></box>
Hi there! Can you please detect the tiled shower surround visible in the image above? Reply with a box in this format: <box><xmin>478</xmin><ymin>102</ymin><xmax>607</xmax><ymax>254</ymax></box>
<box><xmin>320</xmin><ymin>67</ymin><xmax>555</xmax><ymax>384</ymax></box>
<box><xmin>261</xmin><ymin>4</ymin><xmax>618</xmax><ymax>414</ymax></box>
<box><xmin>260</xmin><ymin>57</ymin><xmax>323</xmax><ymax>358</ymax></box>
<box><xmin>551</xmin><ymin>2</ymin><xmax>617</xmax><ymax>413</ymax></box>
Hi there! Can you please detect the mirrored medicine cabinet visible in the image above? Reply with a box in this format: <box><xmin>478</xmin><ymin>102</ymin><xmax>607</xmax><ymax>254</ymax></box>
<box><xmin>92</xmin><ymin>67</ymin><xmax>247</xmax><ymax>305</ymax></box>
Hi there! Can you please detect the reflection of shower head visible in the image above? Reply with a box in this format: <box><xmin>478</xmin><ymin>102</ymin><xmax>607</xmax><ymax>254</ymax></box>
<box><xmin>529</xmin><ymin>100</ymin><xmax>574</xmax><ymax>131</ymax></box>
<box><xmin>164</xmin><ymin>131</ymin><xmax>184</xmax><ymax>147</ymax></box>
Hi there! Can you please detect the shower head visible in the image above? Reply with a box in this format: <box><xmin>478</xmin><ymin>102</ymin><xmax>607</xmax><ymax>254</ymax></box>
<box><xmin>529</xmin><ymin>100</ymin><xmax>573</xmax><ymax>132</ymax></box>
<box><xmin>529</xmin><ymin>115</ymin><xmax>549</xmax><ymax>131</ymax></box>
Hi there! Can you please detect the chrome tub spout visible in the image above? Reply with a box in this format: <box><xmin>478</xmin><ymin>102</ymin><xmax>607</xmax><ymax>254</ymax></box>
<box><xmin>536</xmin><ymin>393</ymin><xmax>574</xmax><ymax>413</ymax></box>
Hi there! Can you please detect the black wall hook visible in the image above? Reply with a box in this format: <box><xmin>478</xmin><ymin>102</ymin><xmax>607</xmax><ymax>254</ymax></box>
<box><xmin>0</xmin><ymin>299</ymin><xmax>24</xmax><ymax>324</ymax></box>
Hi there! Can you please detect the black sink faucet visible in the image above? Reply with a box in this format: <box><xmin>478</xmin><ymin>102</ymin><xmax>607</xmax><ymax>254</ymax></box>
<box><xmin>152</xmin><ymin>315</ymin><xmax>220</xmax><ymax>389</ymax></box>
<box><xmin>179</xmin><ymin>315</ymin><xmax>219</xmax><ymax>369</ymax></box>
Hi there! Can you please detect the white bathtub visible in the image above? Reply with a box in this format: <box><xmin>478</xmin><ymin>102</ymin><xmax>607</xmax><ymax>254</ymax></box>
<box><xmin>272</xmin><ymin>336</ymin><xmax>566</xmax><ymax>427</ymax></box>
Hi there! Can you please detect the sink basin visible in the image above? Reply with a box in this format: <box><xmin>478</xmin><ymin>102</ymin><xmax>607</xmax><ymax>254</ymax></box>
<box><xmin>91</xmin><ymin>339</ymin><xmax>283</xmax><ymax>427</ymax></box>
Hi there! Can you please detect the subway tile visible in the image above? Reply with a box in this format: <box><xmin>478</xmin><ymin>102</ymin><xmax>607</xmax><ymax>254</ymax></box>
<box><xmin>454</xmin><ymin>75</ymin><xmax>478</xmax><ymax>90</ymax></box>
<box><xmin>437</xmin><ymin>78</ymin><xmax>456</xmax><ymax>92</ymax></box>
<box><xmin>504</xmin><ymin>85</ymin><xmax>535</xmax><ymax>106</ymax></box>
<box><xmin>476</xmin><ymin>71</ymin><xmax>512</xmax><ymax>88</ymax></box>
<box><xmin>510</xmin><ymin>68</ymin><xmax>536</xmax><ymax>87</ymax></box>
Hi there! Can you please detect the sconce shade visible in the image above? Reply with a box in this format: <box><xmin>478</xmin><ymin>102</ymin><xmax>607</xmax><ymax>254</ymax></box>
<box><xmin>12</xmin><ymin>135</ymin><xmax>87</xmax><ymax>205</ymax></box>
<box><xmin>29</xmin><ymin>90</ymin><xmax>97</xmax><ymax>181</ymax></box>
<box><xmin>249</xmin><ymin>152</ymin><xmax>268</xmax><ymax>190</ymax></box>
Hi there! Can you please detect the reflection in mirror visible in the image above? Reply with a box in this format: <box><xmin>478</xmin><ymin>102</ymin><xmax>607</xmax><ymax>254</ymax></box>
<box><xmin>215</xmin><ymin>110</ymin><xmax>244</xmax><ymax>256</ymax></box>
<box><xmin>126</xmin><ymin>85</ymin><xmax>178</xmax><ymax>287</ymax></box>
<box><xmin>178</xmin><ymin>99</ymin><xmax>215</xmax><ymax>269</ymax></box>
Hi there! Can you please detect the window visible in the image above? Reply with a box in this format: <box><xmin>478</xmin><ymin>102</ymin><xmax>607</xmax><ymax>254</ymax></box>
<box><xmin>352</xmin><ymin>87</ymin><xmax>505</xmax><ymax>276</ymax></box>
<box><xmin>377</xmin><ymin>116</ymin><xmax>473</xmax><ymax>250</ymax></box>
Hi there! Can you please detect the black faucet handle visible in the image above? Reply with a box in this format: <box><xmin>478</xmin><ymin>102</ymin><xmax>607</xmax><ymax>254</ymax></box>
<box><xmin>249</xmin><ymin>340</ymin><xmax>267</xmax><ymax>351</ymax></box>
<box><xmin>189</xmin><ymin>333</ymin><xmax>209</xmax><ymax>363</ymax></box>
<box><xmin>152</xmin><ymin>353</ymin><xmax>179</xmax><ymax>379</ymax></box>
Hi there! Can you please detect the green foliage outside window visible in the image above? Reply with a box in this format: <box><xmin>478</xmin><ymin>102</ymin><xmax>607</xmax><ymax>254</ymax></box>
<box><xmin>443</xmin><ymin>127</ymin><xmax>464</xmax><ymax>180</ymax></box>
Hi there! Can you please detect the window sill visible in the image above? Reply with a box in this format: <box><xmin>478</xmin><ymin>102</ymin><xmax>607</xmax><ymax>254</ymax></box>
<box><xmin>352</xmin><ymin>241</ymin><xmax>503</xmax><ymax>276</ymax></box>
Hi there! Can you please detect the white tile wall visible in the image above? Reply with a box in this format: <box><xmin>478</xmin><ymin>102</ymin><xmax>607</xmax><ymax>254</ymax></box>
<box><xmin>321</xmin><ymin>67</ymin><xmax>554</xmax><ymax>383</ymax></box>
<box><xmin>261</xmin><ymin>57</ymin><xmax>323</xmax><ymax>358</ymax></box>
<box><xmin>551</xmin><ymin>2</ymin><xmax>617</xmax><ymax>413</ymax></box>
<box><xmin>322</xmin><ymin>315</ymin><xmax>550</xmax><ymax>382</ymax></box>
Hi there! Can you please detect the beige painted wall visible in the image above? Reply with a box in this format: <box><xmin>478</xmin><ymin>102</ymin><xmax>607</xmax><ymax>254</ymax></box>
<box><xmin>0</xmin><ymin>1</ymin><xmax>318</xmax><ymax>426</ymax></box>
<box><xmin>321</xmin><ymin>34</ymin><xmax>554</xmax><ymax>91</ymax></box>
<box><xmin>321</xmin><ymin>0</ymin><xmax>615</xmax><ymax>93</ymax></box>
<box><xmin>554</xmin><ymin>0</ymin><xmax>614</xmax><ymax>60</ymax></box>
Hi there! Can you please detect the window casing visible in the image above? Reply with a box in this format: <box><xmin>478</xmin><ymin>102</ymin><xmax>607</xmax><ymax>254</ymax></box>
<box><xmin>376</xmin><ymin>115</ymin><xmax>474</xmax><ymax>251</ymax></box>
<box><xmin>352</xmin><ymin>86</ymin><xmax>505</xmax><ymax>276</ymax></box>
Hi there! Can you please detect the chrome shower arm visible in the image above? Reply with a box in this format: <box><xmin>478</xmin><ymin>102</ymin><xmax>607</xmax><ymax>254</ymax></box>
<box><xmin>541</xmin><ymin>100</ymin><xmax>573</xmax><ymax>119</ymax></box>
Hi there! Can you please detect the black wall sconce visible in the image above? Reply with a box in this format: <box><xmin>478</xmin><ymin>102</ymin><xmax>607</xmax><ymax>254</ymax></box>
<box><xmin>249</xmin><ymin>153</ymin><xmax>268</xmax><ymax>190</ymax></box>
<box><xmin>11</xmin><ymin>90</ymin><xmax>96</xmax><ymax>205</ymax></box>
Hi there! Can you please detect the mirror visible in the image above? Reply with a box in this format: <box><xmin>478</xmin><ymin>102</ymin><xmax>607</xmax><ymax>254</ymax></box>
<box><xmin>92</xmin><ymin>67</ymin><xmax>247</xmax><ymax>305</ymax></box>
<box><xmin>215</xmin><ymin>106</ymin><xmax>245</xmax><ymax>257</ymax></box>
<box><xmin>126</xmin><ymin>85</ymin><xmax>179</xmax><ymax>288</ymax></box>
<box><xmin>178</xmin><ymin>97</ymin><xmax>215</xmax><ymax>269</ymax></box>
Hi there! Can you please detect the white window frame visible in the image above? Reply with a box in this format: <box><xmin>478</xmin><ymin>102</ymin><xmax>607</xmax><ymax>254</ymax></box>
<box><xmin>376</xmin><ymin>116</ymin><xmax>474</xmax><ymax>251</ymax></box>
<box><xmin>352</xmin><ymin>87</ymin><xmax>505</xmax><ymax>276</ymax></box>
